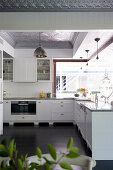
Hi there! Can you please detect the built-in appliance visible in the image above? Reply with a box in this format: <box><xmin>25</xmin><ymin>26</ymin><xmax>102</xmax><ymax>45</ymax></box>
<box><xmin>11</xmin><ymin>101</ymin><xmax>36</xmax><ymax>115</ymax></box>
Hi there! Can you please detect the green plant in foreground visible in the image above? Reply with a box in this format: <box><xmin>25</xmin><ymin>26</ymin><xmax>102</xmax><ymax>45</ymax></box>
<box><xmin>0</xmin><ymin>137</ymin><xmax>80</xmax><ymax>170</ymax></box>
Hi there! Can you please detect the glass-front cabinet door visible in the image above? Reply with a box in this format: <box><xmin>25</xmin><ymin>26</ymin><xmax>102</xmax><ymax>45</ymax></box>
<box><xmin>37</xmin><ymin>59</ymin><xmax>50</xmax><ymax>81</ymax></box>
<box><xmin>3</xmin><ymin>58</ymin><xmax>13</xmax><ymax>81</ymax></box>
<box><xmin>0</xmin><ymin>51</ymin><xmax>2</xmax><ymax>79</ymax></box>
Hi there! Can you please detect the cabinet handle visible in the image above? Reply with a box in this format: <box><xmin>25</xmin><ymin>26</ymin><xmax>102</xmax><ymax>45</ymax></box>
<box><xmin>61</xmin><ymin>105</ymin><xmax>63</xmax><ymax>107</ymax></box>
<box><xmin>6</xmin><ymin>102</ymin><xmax>8</xmax><ymax>103</ymax></box>
<box><xmin>61</xmin><ymin>113</ymin><xmax>64</xmax><ymax>115</ymax></box>
<box><xmin>61</xmin><ymin>101</ymin><xmax>63</xmax><ymax>103</ymax></box>
<box><xmin>38</xmin><ymin>102</ymin><xmax>41</xmax><ymax>103</ymax></box>
<box><xmin>22</xmin><ymin>117</ymin><xmax>24</xmax><ymax>119</ymax></box>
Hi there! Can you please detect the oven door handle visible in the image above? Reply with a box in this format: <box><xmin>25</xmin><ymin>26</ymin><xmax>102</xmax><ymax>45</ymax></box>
<box><xmin>18</xmin><ymin>104</ymin><xmax>28</xmax><ymax>105</ymax></box>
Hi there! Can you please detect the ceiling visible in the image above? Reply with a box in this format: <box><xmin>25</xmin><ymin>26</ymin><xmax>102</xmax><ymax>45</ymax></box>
<box><xmin>1</xmin><ymin>30</ymin><xmax>113</xmax><ymax>60</ymax></box>
<box><xmin>0</xmin><ymin>31</ymin><xmax>78</xmax><ymax>49</ymax></box>
<box><xmin>73</xmin><ymin>31</ymin><xmax>113</xmax><ymax>60</ymax></box>
<box><xmin>0</xmin><ymin>0</ymin><xmax>113</xmax><ymax>12</ymax></box>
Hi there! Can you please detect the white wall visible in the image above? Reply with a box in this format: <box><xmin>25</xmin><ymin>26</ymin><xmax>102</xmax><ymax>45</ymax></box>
<box><xmin>3</xmin><ymin>81</ymin><xmax>52</xmax><ymax>98</ymax></box>
<box><xmin>0</xmin><ymin>12</ymin><xmax>113</xmax><ymax>30</ymax></box>
<box><xmin>3</xmin><ymin>48</ymin><xmax>72</xmax><ymax>98</ymax></box>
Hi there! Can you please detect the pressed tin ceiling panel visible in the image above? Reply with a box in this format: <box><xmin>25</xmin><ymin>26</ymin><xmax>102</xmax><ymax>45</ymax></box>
<box><xmin>0</xmin><ymin>31</ymin><xmax>78</xmax><ymax>49</ymax></box>
<box><xmin>0</xmin><ymin>0</ymin><xmax>113</xmax><ymax>12</ymax></box>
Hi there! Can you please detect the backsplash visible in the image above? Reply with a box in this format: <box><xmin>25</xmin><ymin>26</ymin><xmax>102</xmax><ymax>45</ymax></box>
<box><xmin>3</xmin><ymin>81</ymin><xmax>52</xmax><ymax>98</ymax></box>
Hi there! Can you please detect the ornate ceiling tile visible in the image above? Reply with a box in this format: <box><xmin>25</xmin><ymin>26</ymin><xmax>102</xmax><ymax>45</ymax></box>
<box><xmin>0</xmin><ymin>31</ymin><xmax>76</xmax><ymax>49</ymax></box>
<box><xmin>0</xmin><ymin>0</ymin><xmax>113</xmax><ymax>12</ymax></box>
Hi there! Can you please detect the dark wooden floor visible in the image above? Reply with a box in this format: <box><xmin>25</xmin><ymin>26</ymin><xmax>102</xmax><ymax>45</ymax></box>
<box><xmin>2</xmin><ymin>124</ymin><xmax>111</xmax><ymax>170</ymax></box>
<box><xmin>0</xmin><ymin>123</ymin><xmax>87</xmax><ymax>158</ymax></box>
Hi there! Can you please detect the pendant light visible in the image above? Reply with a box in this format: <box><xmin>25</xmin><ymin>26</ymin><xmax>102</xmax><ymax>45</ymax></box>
<box><xmin>85</xmin><ymin>50</ymin><xmax>89</xmax><ymax>66</ymax></box>
<box><xmin>80</xmin><ymin>57</ymin><xmax>83</xmax><ymax>70</ymax></box>
<box><xmin>94</xmin><ymin>38</ymin><xmax>100</xmax><ymax>60</ymax></box>
<box><xmin>34</xmin><ymin>32</ymin><xmax>47</xmax><ymax>58</ymax></box>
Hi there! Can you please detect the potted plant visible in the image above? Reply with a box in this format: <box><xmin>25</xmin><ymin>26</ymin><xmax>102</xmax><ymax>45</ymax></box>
<box><xmin>0</xmin><ymin>137</ymin><xmax>80</xmax><ymax>170</ymax></box>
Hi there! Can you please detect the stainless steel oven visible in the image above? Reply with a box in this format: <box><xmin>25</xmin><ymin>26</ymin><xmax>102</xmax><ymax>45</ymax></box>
<box><xmin>11</xmin><ymin>101</ymin><xmax>36</xmax><ymax>115</ymax></box>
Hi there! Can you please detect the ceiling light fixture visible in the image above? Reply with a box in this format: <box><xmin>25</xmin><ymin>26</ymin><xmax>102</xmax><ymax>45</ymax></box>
<box><xmin>85</xmin><ymin>50</ymin><xmax>89</xmax><ymax>66</ymax></box>
<box><xmin>94</xmin><ymin>38</ymin><xmax>100</xmax><ymax>60</ymax></box>
<box><xmin>34</xmin><ymin>32</ymin><xmax>47</xmax><ymax>58</ymax></box>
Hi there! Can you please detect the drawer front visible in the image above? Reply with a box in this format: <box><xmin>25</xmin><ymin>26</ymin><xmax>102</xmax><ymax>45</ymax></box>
<box><xmin>52</xmin><ymin>112</ymin><xmax>73</xmax><ymax>121</ymax></box>
<box><xmin>52</xmin><ymin>100</ymin><xmax>73</xmax><ymax>112</ymax></box>
<box><xmin>11</xmin><ymin>115</ymin><xmax>37</xmax><ymax>121</ymax></box>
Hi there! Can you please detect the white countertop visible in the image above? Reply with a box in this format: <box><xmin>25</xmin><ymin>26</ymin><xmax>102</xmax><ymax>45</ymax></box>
<box><xmin>76</xmin><ymin>100</ymin><xmax>113</xmax><ymax>111</ymax></box>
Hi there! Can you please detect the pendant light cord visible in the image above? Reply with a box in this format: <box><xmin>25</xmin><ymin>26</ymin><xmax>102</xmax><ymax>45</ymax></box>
<box><xmin>39</xmin><ymin>32</ymin><xmax>41</xmax><ymax>45</ymax></box>
<box><xmin>80</xmin><ymin>57</ymin><xmax>83</xmax><ymax>70</ymax></box>
<box><xmin>85</xmin><ymin>50</ymin><xmax>89</xmax><ymax>66</ymax></box>
<box><xmin>95</xmin><ymin>38</ymin><xmax>100</xmax><ymax>60</ymax></box>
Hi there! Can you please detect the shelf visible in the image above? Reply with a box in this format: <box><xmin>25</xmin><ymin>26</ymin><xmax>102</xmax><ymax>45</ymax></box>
<box><xmin>37</xmin><ymin>59</ymin><xmax>50</xmax><ymax>81</ymax></box>
<box><xmin>3</xmin><ymin>58</ymin><xmax>13</xmax><ymax>81</ymax></box>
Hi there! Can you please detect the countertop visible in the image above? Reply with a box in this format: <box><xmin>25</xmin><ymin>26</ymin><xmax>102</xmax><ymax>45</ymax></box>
<box><xmin>76</xmin><ymin>100</ymin><xmax>113</xmax><ymax>112</ymax></box>
<box><xmin>3</xmin><ymin>97</ymin><xmax>74</xmax><ymax>100</ymax></box>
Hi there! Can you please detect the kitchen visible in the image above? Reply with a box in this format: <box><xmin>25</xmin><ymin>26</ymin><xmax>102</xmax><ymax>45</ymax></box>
<box><xmin>0</xmin><ymin>30</ymin><xmax>113</xmax><ymax>170</ymax></box>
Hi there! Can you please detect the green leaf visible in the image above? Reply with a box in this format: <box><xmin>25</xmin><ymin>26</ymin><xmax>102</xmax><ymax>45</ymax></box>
<box><xmin>36</xmin><ymin>147</ymin><xmax>42</xmax><ymax>158</ymax></box>
<box><xmin>66</xmin><ymin>152</ymin><xmax>80</xmax><ymax>158</ymax></box>
<box><xmin>29</xmin><ymin>162</ymin><xmax>39</xmax><ymax>170</ymax></box>
<box><xmin>0</xmin><ymin>144</ymin><xmax>6</xmax><ymax>150</ymax></box>
<box><xmin>48</xmin><ymin>144</ymin><xmax>56</xmax><ymax>161</ymax></box>
<box><xmin>44</xmin><ymin>163</ymin><xmax>51</xmax><ymax>170</ymax></box>
<box><xmin>8</xmin><ymin>139</ymin><xmax>14</xmax><ymax>158</ymax></box>
<box><xmin>0</xmin><ymin>151</ymin><xmax>9</xmax><ymax>157</ymax></box>
<box><xmin>59</xmin><ymin>162</ymin><xmax>73</xmax><ymax>170</ymax></box>
<box><xmin>43</xmin><ymin>157</ymin><xmax>56</xmax><ymax>165</ymax></box>
<box><xmin>24</xmin><ymin>153</ymin><xmax>28</xmax><ymax>161</ymax></box>
<box><xmin>1</xmin><ymin>138</ymin><xmax>7</xmax><ymax>146</ymax></box>
<box><xmin>67</xmin><ymin>137</ymin><xmax>73</xmax><ymax>149</ymax></box>
<box><xmin>18</xmin><ymin>158</ymin><xmax>23</xmax><ymax>169</ymax></box>
<box><xmin>69</xmin><ymin>147</ymin><xmax>80</xmax><ymax>153</ymax></box>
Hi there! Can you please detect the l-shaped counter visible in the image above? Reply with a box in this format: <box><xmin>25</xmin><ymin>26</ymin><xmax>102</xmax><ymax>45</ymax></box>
<box><xmin>3</xmin><ymin>97</ymin><xmax>113</xmax><ymax>160</ymax></box>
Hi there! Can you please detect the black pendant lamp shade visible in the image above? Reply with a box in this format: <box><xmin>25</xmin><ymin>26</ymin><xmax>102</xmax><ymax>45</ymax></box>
<box><xmin>34</xmin><ymin>44</ymin><xmax>47</xmax><ymax>58</ymax></box>
<box><xmin>34</xmin><ymin>32</ymin><xmax>47</xmax><ymax>58</ymax></box>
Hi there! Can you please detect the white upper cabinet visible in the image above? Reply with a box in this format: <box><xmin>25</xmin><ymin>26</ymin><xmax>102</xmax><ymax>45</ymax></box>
<box><xmin>14</xmin><ymin>57</ymin><xmax>37</xmax><ymax>82</ymax></box>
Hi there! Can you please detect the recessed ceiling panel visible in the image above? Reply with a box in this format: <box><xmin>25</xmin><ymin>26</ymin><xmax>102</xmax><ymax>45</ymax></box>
<box><xmin>0</xmin><ymin>31</ymin><xmax>78</xmax><ymax>49</ymax></box>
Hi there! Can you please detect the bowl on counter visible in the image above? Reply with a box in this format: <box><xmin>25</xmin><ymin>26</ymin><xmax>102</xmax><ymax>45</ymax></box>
<box><xmin>74</xmin><ymin>93</ymin><xmax>79</xmax><ymax>97</ymax></box>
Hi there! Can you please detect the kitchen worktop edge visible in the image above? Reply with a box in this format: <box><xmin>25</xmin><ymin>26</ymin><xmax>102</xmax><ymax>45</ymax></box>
<box><xmin>3</xmin><ymin>97</ymin><xmax>74</xmax><ymax>100</ymax></box>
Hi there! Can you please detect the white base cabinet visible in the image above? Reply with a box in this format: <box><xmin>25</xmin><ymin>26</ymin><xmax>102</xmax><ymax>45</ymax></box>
<box><xmin>37</xmin><ymin>100</ymin><xmax>52</xmax><ymax>122</ymax></box>
<box><xmin>52</xmin><ymin>100</ymin><xmax>74</xmax><ymax>122</ymax></box>
<box><xmin>10</xmin><ymin>115</ymin><xmax>37</xmax><ymax>125</ymax></box>
<box><xmin>3</xmin><ymin>100</ymin><xmax>11</xmax><ymax>122</ymax></box>
<box><xmin>3</xmin><ymin>99</ymin><xmax>74</xmax><ymax>125</ymax></box>
<box><xmin>85</xmin><ymin>108</ymin><xmax>92</xmax><ymax>149</ymax></box>
<box><xmin>0</xmin><ymin>103</ymin><xmax>3</xmax><ymax>135</ymax></box>
<box><xmin>74</xmin><ymin>101</ymin><xmax>92</xmax><ymax>149</ymax></box>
